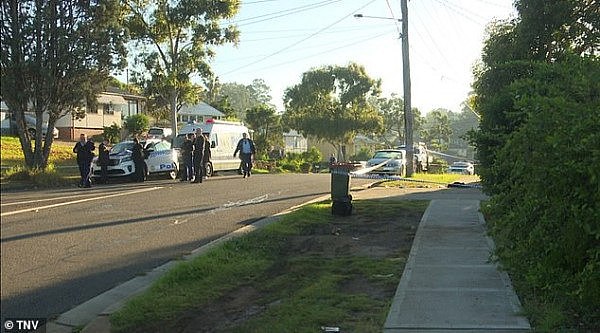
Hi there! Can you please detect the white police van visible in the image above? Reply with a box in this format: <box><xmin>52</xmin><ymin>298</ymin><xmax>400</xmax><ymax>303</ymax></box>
<box><xmin>91</xmin><ymin>138</ymin><xmax>178</xmax><ymax>181</ymax></box>
<box><xmin>172</xmin><ymin>119</ymin><xmax>250</xmax><ymax>177</ymax></box>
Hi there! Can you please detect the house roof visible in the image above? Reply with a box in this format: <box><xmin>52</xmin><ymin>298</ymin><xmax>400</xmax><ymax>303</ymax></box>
<box><xmin>178</xmin><ymin>102</ymin><xmax>224</xmax><ymax>117</ymax></box>
<box><xmin>104</xmin><ymin>86</ymin><xmax>145</xmax><ymax>100</ymax></box>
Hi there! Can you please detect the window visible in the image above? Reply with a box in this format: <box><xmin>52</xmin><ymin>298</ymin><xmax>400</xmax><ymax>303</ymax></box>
<box><xmin>103</xmin><ymin>103</ymin><xmax>114</xmax><ymax>115</ymax></box>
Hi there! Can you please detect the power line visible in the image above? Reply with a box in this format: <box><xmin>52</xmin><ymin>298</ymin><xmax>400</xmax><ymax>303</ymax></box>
<box><xmin>231</xmin><ymin>0</ymin><xmax>342</xmax><ymax>27</ymax></box>
<box><xmin>220</xmin><ymin>0</ymin><xmax>378</xmax><ymax>76</ymax></box>
<box><xmin>225</xmin><ymin>29</ymin><xmax>397</xmax><ymax>76</ymax></box>
<box><xmin>384</xmin><ymin>0</ymin><xmax>402</xmax><ymax>37</ymax></box>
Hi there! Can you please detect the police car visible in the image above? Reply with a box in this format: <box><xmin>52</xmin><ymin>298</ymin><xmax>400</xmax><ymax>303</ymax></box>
<box><xmin>91</xmin><ymin>139</ymin><xmax>178</xmax><ymax>181</ymax></box>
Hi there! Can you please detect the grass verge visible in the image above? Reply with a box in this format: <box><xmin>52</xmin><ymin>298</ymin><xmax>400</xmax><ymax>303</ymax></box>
<box><xmin>378</xmin><ymin>173</ymin><xmax>480</xmax><ymax>188</ymax></box>
<box><xmin>111</xmin><ymin>199</ymin><xmax>428</xmax><ymax>333</ymax></box>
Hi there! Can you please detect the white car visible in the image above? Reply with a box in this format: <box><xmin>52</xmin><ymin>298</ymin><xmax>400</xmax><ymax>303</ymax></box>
<box><xmin>447</xmin><ymin>161</ymin><xmax>475</xmax><ymax>175</ymax></box>
<box><xmin>366</xmin><ymin>149</ymin><xmax>407</xmax><ymax>177</ymax></box>
<box><xmin>91</xmin><ymin>139</ymin><xmax>178</xmax><ymax>181</ymax></box>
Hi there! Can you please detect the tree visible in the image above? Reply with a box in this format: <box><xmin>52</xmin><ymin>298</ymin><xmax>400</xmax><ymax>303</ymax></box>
<box><xmin>124</xmin><ymin>114</ymin><xmax>150</xmax><ymax>137</ymax></box>
<box><xmin>245</xmin><ymin>104</ymin><xmax>282</xmax><ymax>157</ymax></box>
<box><xmin>1</xmin><ymin>0</ymin><xmax>126</xmax><ymax>169</ymax></box>
<box><xmin>422</xmin><ymin>109</ymin><xmax>452</xmax><ymax>151</ymax></box>
<box><xmin>213</xmin><ymin>79</ymin><xmax>274</xmax><ymax>120</ymax></box>
<box><xmin>372</xmin><ymin>94</ymin><xmax>424</xmax><ymax>147</ymax></box>
<box><xmin>471</xmin><ymin>0</ymin><xmax>600</xmax><ymax>328</ymax></box>
<box><xmin>283</xmin><ymin>63</ymin><xmax>384</xmax><ymax>160</ymax></box>
<box><xmin>124</xmin><ymin>0</ymin><xmax>240</xmax><ymax>136</ymax></box>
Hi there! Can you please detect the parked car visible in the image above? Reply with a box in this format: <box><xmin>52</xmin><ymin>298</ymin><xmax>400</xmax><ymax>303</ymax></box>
<box><xmin>90</xmin><ymin>138</ymin><xmax>178</xmax><ymax>181</ymax></box>
<box><xmin>366</xmin><ymin>149</ymin><xmax>407</xmax><ymax>177</ymax></box>
<box><xmin>396</xmin><ymin>142</ymin><xmax>433</xmax><ymax>172</ymax></box>
<box><xmin>447</xmin><ymin>161</ymin><xmax>475</xmax><ymax>175</ymax></box>
<box><xmin>0</xmin><ymin>112</ymin><xmax>59</xmax><ymax>138</ymax></box>
<box><xmin>147</xmin><ymin>127</ymin><xmax>172</xmax><ymax>139</ymax></box>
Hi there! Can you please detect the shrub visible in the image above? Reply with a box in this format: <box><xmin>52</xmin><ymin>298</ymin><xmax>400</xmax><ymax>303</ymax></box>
<box><xmin>484</xmin><ymin>56</ymin><xmax>600</xmax><ymax>329</ymax></box>
<box><xmin>103</xmin><ymin>123</ymin><xmax>122</xmax><ymax>143</ymax></box>
<box><xmin>123</xmin><ymin>114</ymin><xmax>150</xmax><ymax>137</ymax></box>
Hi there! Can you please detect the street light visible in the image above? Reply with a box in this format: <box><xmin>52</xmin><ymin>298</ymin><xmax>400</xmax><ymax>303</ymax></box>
<box><xmin>353</xmin><ymin>14</ymin><xmax>401</xmax><ymax>22</ymax></box>
<box><xmin>355</xmin><ymin>0</ymin><xmax>414</xmax><ymax>177</ymax></box>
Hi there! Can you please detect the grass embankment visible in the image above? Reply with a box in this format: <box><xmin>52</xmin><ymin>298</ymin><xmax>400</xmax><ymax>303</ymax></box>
<box><xmin>111</xmin><ymin>199</ymin><xmax>428</xmax><ymax>333</ymax></box>
<box><xmin>0</xmin><ymin>136</ymin><xmax>78</xmax><ymax>187</ymax></box>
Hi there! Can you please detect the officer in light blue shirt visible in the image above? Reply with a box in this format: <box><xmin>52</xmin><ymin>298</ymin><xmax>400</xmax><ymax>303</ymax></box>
<box><xmin>233</xmin><ymin>133</ymin><xmax>256</xmax><ymax>178</ymax></box>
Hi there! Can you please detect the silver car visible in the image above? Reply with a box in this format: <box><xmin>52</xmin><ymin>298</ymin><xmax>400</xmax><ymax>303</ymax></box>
<box><xmin>366</xmin><ymin>149</ymin><xmax>407</xmax><ymax>177</ymax></box>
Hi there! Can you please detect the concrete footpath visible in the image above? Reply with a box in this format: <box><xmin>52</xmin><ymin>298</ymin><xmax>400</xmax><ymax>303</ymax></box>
<box><xmin>47</xmin><ymin>185</ymin><xmax>531</xmax><ymax>332</ymax></box>
<box><xmin>375</xmin><ymin>190</ymin><xmax>531</xmax><ymax>332</ymax></box>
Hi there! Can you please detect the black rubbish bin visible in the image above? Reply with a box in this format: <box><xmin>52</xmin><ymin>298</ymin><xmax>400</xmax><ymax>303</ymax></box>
<box><xmin>330</xmin><ymin>163</ymin><xmax>354</xmax><ymax>216</ymax></box>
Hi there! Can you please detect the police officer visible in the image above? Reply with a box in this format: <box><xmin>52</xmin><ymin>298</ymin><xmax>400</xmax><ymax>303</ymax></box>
<box><xmin>98</xmin><ymin>138</ymin><xmax>110</xmax><ymax>184</ymax></box>
<box><xmin>131</xmin><ymin>137</ymin><xmax>145</xmax><ymax>182</ymax></box>
<box><xmin>73</xmin><ymin>133</ymin><xmax>95</xmax><ymax>188</ymax></box>
<box><xmin>181</xmin><ymin>133</ymin><xmax>195</xmax><ymax>182</ymax></box>
<box><xmin>234</xmin><ymin>132</ymin><xmax>256</xmax><ymax>178</ymax></box>
<box><xmin>192</xmin><ymin>128</ymin><xmax>205</xmax><ymax>183</ymax></box>
<box><xmin>202</xmin><ymin>132</ymin><xmax>211</xmax><ymax>179</ymax></box>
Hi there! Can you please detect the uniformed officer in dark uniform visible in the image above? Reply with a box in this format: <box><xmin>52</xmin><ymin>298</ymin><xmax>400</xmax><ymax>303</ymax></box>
<box><xmin>192</xmin><ymin>128</ymin><xmax>205</xmax><ymax>183</ymax></box>
<box><xmin>73</xmin><ymin>133</ymin><xmax>95</xmax><ymax>188</ymax></box>
<box><xmin>131</xmin><ymin>137</ymin><xmax>145</xmax><ymax>182</ymax></box>
<box><xmin>98</xmin><ymin>138</ymin><xmax>110</xmax><ymax>184</ymax></box>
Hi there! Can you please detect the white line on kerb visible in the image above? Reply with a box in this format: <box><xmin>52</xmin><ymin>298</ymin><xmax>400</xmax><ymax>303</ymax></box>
<box><xmin>0</xmin><ymin>187</ymin><xmax>162</xmax><ymax>217</ymax></box>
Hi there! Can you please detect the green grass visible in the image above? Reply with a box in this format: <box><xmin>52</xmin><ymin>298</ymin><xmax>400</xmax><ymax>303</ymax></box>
<box><xmin>379</xmin><ymin>173</ymin><xmax>480</xmax><ymax>188</ymax></box>
<box><xmin>1</xmin><ymin>136</ymin><xmax>79</xmax><ymax>187</ymax></box>
<box><xmin>111</xmin><ymin>200</ymin><xmax>428</xmax><ymax>333</ymax></box>
<box><xmin>0</xmin><ymin>136</ymin><xmax>76</xmax><ymax>166</ymax></box>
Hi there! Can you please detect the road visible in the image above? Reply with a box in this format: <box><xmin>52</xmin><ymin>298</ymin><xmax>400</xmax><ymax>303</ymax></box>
<box><xmin>1</xmin><ymin>173</ymin><xmax>371</xmax><ymax>320</ymax></box>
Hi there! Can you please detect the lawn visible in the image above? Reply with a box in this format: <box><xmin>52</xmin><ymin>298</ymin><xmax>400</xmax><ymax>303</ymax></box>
<box><xmin>0</xmin><ymin>136</ymin><xmax>79</xmax><ymax>187</ymax></box>
<box><xmin>111</xmin><ymin>199</ymin><xmax>428</xmax><ymax>333</ymax></box>
<box><xmin>0</xmin><ymin>136</ymin><xmax>76</xmax><ymax>166</ymax></box>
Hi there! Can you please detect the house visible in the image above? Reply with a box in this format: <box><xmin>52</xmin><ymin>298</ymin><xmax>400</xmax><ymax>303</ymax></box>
<box><xmin>309</xmin><ymin>134</ymin><xmax>382</xmax><ymax>162</ymax></box>
<box><xmin>283</xmin><ymin>130</ymin><xmax>308</xmax><ymax>154</ymax></box>
<box><xmin>1</xmin><ymin>87</ymin><xmax>146</xmax><ymax>141</ymax></box>
<box><xmin>55</xmin><ymin>86</ymin><xmax>146</xmax><ymax>141</ymax></box>
<box><xmin>178</xmin><ymin>102</ymin><xmax>224</xmax><ymax>124</ymax></box>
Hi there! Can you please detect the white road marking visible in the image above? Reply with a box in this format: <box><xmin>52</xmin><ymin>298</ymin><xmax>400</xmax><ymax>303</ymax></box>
<box><xmin>1</xmin><ymin>192</ymin><xmax>102</xmax><ymax>207</ymax></box>
<box><xmin>0</xmin><ymin>187</ymin><xmax>163</xmax><ymax>217</ymax></box>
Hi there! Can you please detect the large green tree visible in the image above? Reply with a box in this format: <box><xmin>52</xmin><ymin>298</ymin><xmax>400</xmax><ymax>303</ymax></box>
<box><xmin>211</xmin><ymin>79</ymin><xmax>274</xmax><ymax>120</ymax></box>
<box><xmin>124</xmin><ymin>0</ymin><xmax>240</xmax><ymax>136</ymax></box>
<box><xmin>1</xmin><ymin>0</ymin><xmax>126</xmax><ymax>169</ymax></box>
<box><xmin>372</xmin><ymin>94</ymin><xmax>424</xmax><ymax>148</ymax></box>
<box><xmin>283</xmin><ymin>63</ymin><xmax>383</xmax><ymax>160</ymax></box>
<box><xmin>421</xmin><ymin>109</ymin><xmax>452</xmax><ymax>152</ymax></box>
<box><xmin>245</xmin><ymin>104</ymin><xmax>282</xmax><ymax>157</ymax></box>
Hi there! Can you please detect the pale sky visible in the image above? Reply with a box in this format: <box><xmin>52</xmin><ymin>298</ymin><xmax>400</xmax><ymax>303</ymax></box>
<box><xmin>209</xmin><ymin>0</ymin><xmax>517</xmax><ymax>113</ymax></box>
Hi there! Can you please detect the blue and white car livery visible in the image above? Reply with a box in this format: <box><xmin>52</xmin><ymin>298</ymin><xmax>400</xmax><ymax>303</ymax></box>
<box><xmin>91</xmin><ymin>139</ymin><xmax>178</xmax><ymax>180</ymax></box>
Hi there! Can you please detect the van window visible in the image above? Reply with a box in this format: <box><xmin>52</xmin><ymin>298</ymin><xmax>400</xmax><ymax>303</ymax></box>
<box><xmin>212</xmin><ymin>133</ymin><xmax>218</xmax><ymax>147</ymax></box>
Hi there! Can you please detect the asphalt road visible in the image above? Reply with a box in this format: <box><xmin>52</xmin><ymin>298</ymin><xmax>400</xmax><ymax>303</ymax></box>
<box><xmin>0</xmin><ymin>173</ymin><xmax>371</xmax><ymax>320</ymax></box>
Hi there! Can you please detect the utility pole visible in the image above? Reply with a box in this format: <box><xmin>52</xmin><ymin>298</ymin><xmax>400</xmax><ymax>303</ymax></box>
<box><xmin>401</xmin><ymin>0</ymin><xmax>414</xmax><ymax>177</ymax></box>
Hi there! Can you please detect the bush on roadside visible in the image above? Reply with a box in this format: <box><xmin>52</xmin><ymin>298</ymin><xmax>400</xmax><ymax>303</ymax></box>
<box><xmin>482</xmin><ymin>56</ymin><xmax>600</xmax><ymax>330</ymax></box>
<box><xmin>3</xmin><ymin>163</ymin><xmax>71</xmax><ymax>187</ymax></box>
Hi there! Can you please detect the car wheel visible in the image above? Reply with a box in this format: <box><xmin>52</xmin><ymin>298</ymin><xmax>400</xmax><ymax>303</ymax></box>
<box><xmin>168</xmin><ymin>164</ymin><xmax>177</xmax><ymax>180</ymax></box>
<box><xmin>205</xmin><ymin>161</ymin><xmax>213</xmax><ymax>178</ymax></box>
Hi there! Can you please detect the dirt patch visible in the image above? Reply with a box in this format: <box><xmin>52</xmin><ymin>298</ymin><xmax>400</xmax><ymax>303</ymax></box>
<box><xmin>148</xmin><ymin>201</ymin><xmax>424</xmax><ymax>333</ymax></box>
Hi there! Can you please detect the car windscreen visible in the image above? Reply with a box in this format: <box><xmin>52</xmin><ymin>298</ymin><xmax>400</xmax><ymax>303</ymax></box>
<box><xmin>373</xmin><ymin>151</ymin><xmax>402</xmax><ymax>159</ymax></box>
<box><xmin>148</xmin><ymin>128</ymin><xmax>163</xmax><ymax>135</ymax></box>
<box><xmin>111</xmin><ymin>142</ymin><xmax>134</xmax><ymax>154</ymax></box>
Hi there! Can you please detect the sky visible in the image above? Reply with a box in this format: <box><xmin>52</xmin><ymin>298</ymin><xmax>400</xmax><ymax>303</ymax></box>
<box><xmin>207</xmin><ymin>0</ymin><xmax>517</xmax><ymax>114</ymax></box>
